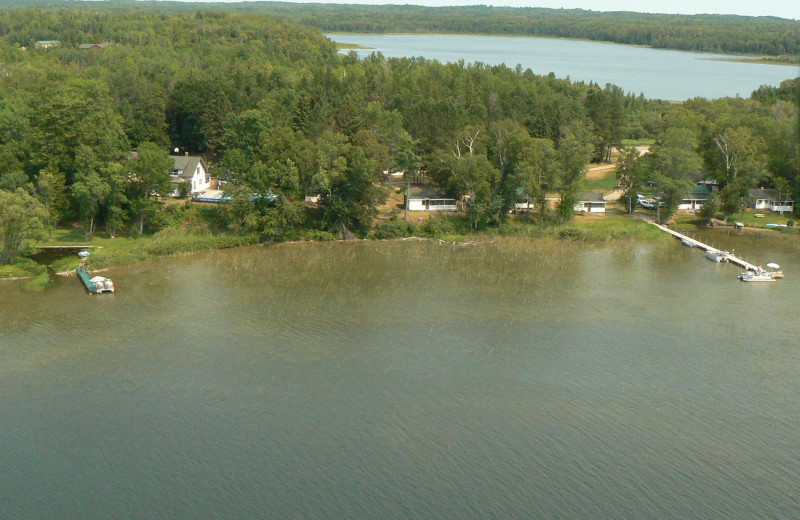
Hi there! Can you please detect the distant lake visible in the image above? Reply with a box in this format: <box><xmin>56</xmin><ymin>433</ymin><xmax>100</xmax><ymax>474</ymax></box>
<box><xmin>327</xmin><ymin>33</ymin><xmax>799</xmax><ymax>101</ymax></box>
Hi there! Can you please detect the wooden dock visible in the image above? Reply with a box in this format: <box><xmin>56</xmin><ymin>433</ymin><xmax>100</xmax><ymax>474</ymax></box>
<box><xmin>650</xmin><ymin>222</ymin><xmax>759</xmax><ymax>272</ymax></box>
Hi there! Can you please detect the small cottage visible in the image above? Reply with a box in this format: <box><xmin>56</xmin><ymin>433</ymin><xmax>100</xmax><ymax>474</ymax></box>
<box><xmin>405</xmin><ymin>187</ymin><xmax>457</xmax><ymax>211</ymax></box>
<box><xmin>574</xmin><ymin>192</ymin><xmax>606</xmax><ymax>213</ymax></box>
<box><xmin>749</xmin><ymin>188</ymin><xmax>794</xmax><ymax>213</ymax></box>
<box><xmin>677</xmin><ymin>186</ymin><xmax>710</xmax><ymax>211</ymax></box>
<box><xmin>169</xmin><ymin>153</ymin><xmax>210</xmax><ymax>197</ymax></box>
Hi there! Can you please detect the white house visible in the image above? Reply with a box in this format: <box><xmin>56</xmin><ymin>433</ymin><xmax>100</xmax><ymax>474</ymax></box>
<box><xmin>749</xmin><ymin>188</ymin><xmax>794</xmax><ymax>213</ymax></box>
<box><xmin>574</xmin><ymin>192</ymin><xmax>606</xmax><ymax>213</ymax></box>
<box><xmin>169</xmin><ymin>153</ymin><xmax>210</xmax><ymax>197</ymax></box>
<box><xmin>405</xmin><ymin>187</ymin><xmax>457</xmax><ymax>211</ymax></box>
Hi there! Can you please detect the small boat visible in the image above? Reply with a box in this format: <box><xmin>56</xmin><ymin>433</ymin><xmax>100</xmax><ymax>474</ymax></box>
<box><xmin>681</xmin><ymin>238</ymin><xmax>695</xmax><ymax>248</ymax></box>
<box><xmin>90</xmin><ymin>275</ymin><xmax>115</xmax><ymax>293</ymax></box>
<box><xmin>766</xmin><ymin>262</ymin><xmax>784</xmax><ymax>278</ymax></box>
<box><xmin>77</xmin><ymin>265</ymin><xmax>115</xmax><ymax>294</ymax></box>
<box><xmin>705</xmin><ymin>250</ymin><xmax>729</xmax><ymax>262</ymax></box>
<box><xmin>78</xmin><ymin>250</ymin><xmax>91</xmax><ymax>258</ymax></box>
<box><xmin>738</xmin><ymin>270</ymin><xmax>775</xmax><ymax>282</ymax></box>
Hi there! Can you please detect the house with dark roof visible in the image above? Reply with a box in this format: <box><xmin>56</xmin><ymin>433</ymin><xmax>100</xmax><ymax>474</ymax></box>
<box><xmin>169</xmin><ymin>153</ymin><xmax>210</xmax><ymax>197</ymax></box>
<box><xmin>404</xmin><ymin>187</ymin><xmax>457</xmax><ymax>211</ymax></box>
<box><xmin>749</xmin><ymin>188</ymin><xmax>793</xmax><ymax>213</ymax></box>
<box><xmin>677</xmin><ymin>185</ymin><xmax>711</xmax><ymax>211</ymax></box>
<box><xmin>574</xmin><ymin>192</ymin><xmax>606</xmax><ymax>213</ymax></box>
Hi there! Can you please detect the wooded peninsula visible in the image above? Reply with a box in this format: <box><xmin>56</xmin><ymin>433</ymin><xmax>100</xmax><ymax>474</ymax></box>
<box><xmin>5</xmin><ymin>1</ymin><xmax>800</xmax><ymax>58</ymax></box>
<box><xmin>0</xmin><ymin>4</ymin><xmax>798</xmax><ymax>288</ymax></box>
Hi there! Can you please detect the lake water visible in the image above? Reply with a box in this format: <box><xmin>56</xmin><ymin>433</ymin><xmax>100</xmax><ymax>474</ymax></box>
<box><xmin>327</xmin><ymin>33</ymin><xmax>799</xmax><ymax>101</ymax></box>
<box><xmin>2</xmin><ymin>234</ymin><xmax>800</xmax><ymax>518</ymax></box>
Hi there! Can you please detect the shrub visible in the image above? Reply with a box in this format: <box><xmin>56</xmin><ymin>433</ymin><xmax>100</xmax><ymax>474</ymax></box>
<box><xmin>0</xmin><ymin>264</ymin><xmax>29</xmax><ymax>278</ymax></box>
<box><xmin>177</xmin><ymin>180</ymin><xmax>192</xmax><ymax>199</ymax></box>
<box><xmin>25</xmin><ymin>268</ymin><xmax>50</xmax><ymax>291</ymax></box>
<box><xmin>421</xmin><ymin>216</ymin><xmax>459</xmax><ymax>237</ymax></box>
<box><xmin>300</xmin><ymin>229</ymin><xmax>338</xmax><ymax>241</ymax></box>
<box><xmin>0</xmin><ymin>258</ymin><xmax>49</xmax><ymax>289</ymax></box>
<box><xmin>557</xmin><ymin>227</ymin><xmax>587</xmax><ymax>240</ymax></box>
<box><xmin>369</xmin><ymin>220</ymin><xmax>419</xmax><ymax>239</ymax></box>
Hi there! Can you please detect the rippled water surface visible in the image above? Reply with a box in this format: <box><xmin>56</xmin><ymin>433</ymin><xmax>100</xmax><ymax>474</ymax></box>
<box><xmin>328</xmin><ymin>33</ymin><xmax>799</xmax><ymax>100</ymax></box>
<box><xmin>2</xmin><ymin>236</ymin><xmax>799</xmax><ymax>518</ymax></box>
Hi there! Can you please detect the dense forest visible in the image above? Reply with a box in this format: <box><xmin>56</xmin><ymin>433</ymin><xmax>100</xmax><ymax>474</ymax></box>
<box><xmin>3</xmin><ymin>1</ymin><xmax>800</xmax><ymax>57</ymax></box>
<box><xmin>0</xmin><ymin>7</ymin><xmax>798</xmax><ymax>266</ymax></box>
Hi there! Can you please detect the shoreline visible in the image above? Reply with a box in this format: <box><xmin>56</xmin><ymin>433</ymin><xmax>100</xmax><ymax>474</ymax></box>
<box><xmin>4</xmin><ymin>216</ymin><xmax>668</xmax><ymax>280</ymax></box>
<box><xmin>6</xmin><ymin>212</ymin><xmax>796</xmax><ymax>287</ymax></box>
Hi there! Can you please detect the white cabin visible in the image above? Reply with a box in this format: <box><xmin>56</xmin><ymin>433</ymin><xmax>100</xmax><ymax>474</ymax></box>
<box><xmin>405</xmin><ymin>187</ymin><xmax>457</xmax><ymax>211</ymax></box>
<box><xmin>750</xmin><ymin>188</ymin><xmax>794</xmax><ymax>213</ymax></box>
<box><xmin>574</xmin><ymin>192</ymin><xmax>606</xmax><ymax>213</ymax></box>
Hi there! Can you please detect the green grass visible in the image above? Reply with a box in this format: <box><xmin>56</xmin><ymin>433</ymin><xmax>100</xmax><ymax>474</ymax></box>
<box><xmin>30</xmin><ymin>226</ymin><xmax>261</xmax><ymax>272</ymax></box>
<box><xmin>0</xmin><ymin>258</ymin><xmax>49</xmax><ymax>290</ymax></box>
<box><xmin>0</xmin><ymin>263</ymin><xmax>32</xmax><ymax>278</ymax></box>
<box><xmin>620</xmin><ymin>138</ymin><xmax>656</xmax><ymax>147</ymax></box>
<box><xmin>370</xmin><ymin>210</ymin><xmax>665</xmax><ymax>243</ymax></box>
<box><xmin>585</xmin><ymin>173</ymin><xmax>618</xmax><ymax>193</ymax></box>
<box><xmin>499</xmin><ymin>213</ymin><xmax>664</xmax><ymax>241</ymax></box>
<box><xmin>671</xmin><ymin>208</ymin><xmax>796</xmax><ymax>231</ymax></box>
<box><xmin>736</xmin><ymin>209</ymin><xmax>794</xmax><ymax>228</ymax></box>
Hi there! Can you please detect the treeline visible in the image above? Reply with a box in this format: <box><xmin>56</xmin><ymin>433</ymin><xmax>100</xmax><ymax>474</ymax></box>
<box><xmin>0</xmin><ymin>8</ymin><xmax>798</xmax><ymax>264</ymax></box>
<box><xmin>3</xmin><ymin>1</ymin><xmax>800</xmax><ymax>57</ymax></box>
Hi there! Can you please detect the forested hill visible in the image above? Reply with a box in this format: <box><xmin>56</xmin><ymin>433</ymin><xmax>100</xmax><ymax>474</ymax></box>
<box><xmin>3</xmin><ymin>0</ymin><xmax>800</xmax><ymax>57</ymax></box>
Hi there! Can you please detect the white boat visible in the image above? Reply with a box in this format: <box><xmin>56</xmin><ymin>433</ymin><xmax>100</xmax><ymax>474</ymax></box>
<box><xmin>681</xmin><ymin>238</ymin><xmax>695</xmax><ymax>248</ymax></box>
<box><xmin>705</xmin><ymin>250</ymin><xmax>729</xmax><ymax>262</ymax></box>
<box><xmin>89</xmin><ymin>275</ymin><xmax>115</xmax><ymax>293</ymax></box>
<box><xmin>78</xmin><ymin>250</ymin><xmax>91</xmax><ymax>258</ymax></box>
<box><xmin>738</xmin><ymin>271</ymin><xmax>775</xmax><ymax>282</ymax></box>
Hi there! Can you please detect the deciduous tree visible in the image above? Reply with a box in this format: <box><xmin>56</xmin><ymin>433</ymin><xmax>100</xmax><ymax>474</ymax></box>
<box><xmin>129</xmin><ymin>142</ymin><xmax>173</xmax><ymax>234</ymax></box>
<box><xmin>35</xmin><ymin>168</ymin><xmax>68</xmax><ymax>240</ymax></box>
<box><xmin>0</xmin><ymin>188</ymin><xmax>47</xmax><ymax>264</ymax></box>
<box><xmin>616</xmin><ymin>146</ymin><xmax>642</xmax><ymax>214</ymax></box>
